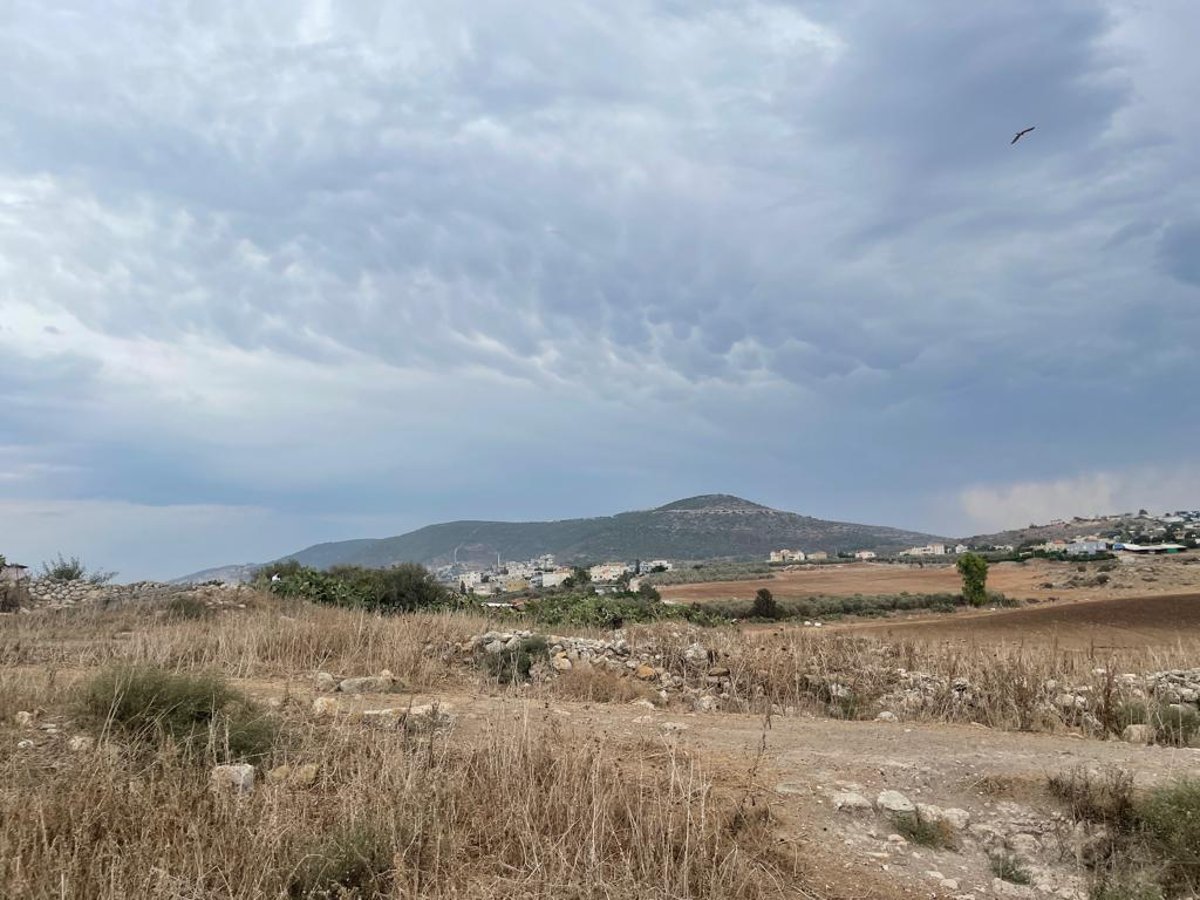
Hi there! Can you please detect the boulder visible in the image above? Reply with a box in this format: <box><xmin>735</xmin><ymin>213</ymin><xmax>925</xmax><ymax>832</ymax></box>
<box><xmin>1121</xmin><ymin>724</ymin><xmax>1153</xmax><ymax>744</ymax></box>
<box><xmin>211</xmin><ymin>764</ymin><xmax>256</xmax><ymax>796</ymax></box>
<box><xmin>338</xmin><ymin>673</ymin><xmax>396</xmax><ymax>694</ymax></box>
<box><xmin>67</xmin><ymin>735</ymin><xmax>95</xmax><ymax>753</ymax></box>
<box><xmin>551</xmin><ymin>656</ymin><xmax>573</xmax><ymax>672</ymax></box>
<box><xmin>311</xmin><ymin>696</ymin><xmax>341</xmax><ymax>718</ymax></box>
<box><xmin>875</xmin><ymin>711</ymin><xmax>897</xmax><ymax>722</ymax></box>
<box><xmin>876</xmin><ymin>790</ymin><xmax>916</xmax><ymax>814</ymax></box>
<box><xmin>314</xmin><ymin>672</ymin><xmax>338</xmax><ymax>693</ymax></box>
<box><xmin>832</xmin><ymin>791</ymin><xmax>874</xmax><ymax>813</ymax></box>
<box><xmin>14</xmin><ymin>711</ymin><xmax>34</xmax><ymax>729</ymax></box>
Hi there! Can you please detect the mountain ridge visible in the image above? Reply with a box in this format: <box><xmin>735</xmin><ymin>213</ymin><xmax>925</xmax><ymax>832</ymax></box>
<box><xmin>175</xmin><ymin>494</ymin><xmax>946</xmax><ymax>582</ymax></box>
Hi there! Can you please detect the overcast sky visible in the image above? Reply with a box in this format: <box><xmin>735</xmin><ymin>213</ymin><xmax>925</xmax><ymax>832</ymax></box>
<box><xmin>2</xmin><ymin>0</ymin><xmax>1198</xmax><ymax>580</ymax></box>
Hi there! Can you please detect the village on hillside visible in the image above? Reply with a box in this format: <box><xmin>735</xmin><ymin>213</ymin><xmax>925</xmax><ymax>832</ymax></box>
<box><xmin>431</xmin><ymin>509</ymin><xmax>1199</xmax><ymax>599</ymax></box>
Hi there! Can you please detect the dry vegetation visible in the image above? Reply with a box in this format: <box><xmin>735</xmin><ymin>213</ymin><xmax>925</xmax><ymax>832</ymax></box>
<box><xmin>0</xmin><ymin>597</ymin><xmax>800</xmax><ymax>899</ymax></box>
<box><xmin>4</xmin><ymin>590</ymin><xmax>1200</xmax><ymax>898</ymax></box>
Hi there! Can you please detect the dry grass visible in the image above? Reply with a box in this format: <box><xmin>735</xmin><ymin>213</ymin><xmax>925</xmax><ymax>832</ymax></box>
<box><xmin>1</xmin><ymin>681</ymin><xmax>797</xmax><ymax>898</ymax></box>
<box><xmin>551</xmin><ymin>664</ymin><xmax>658</xmax><ymax>704</ymax></box>
<box><xmin>0</xmin><ymin>595</ymin><xmax>486</xmax><ymax>688</ymax></box>
<box><xmin>626</xmin><ymin>624</ymin><xmax>1200</xmax><ymax>733</ymax></box>
<box><xmin>0</xmin><ymin>603</ymin><xmax>804</xmax><ymax>898</ymax></box>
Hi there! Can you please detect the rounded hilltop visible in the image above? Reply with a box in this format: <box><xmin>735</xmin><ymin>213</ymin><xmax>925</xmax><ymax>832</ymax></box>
<box><xmin>654</xmin><ymin>494</ymin><xmax>776</xmax><ymax>513</ymax></box>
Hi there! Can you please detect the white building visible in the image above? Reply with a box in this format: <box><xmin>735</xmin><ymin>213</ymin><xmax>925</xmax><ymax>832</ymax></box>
<box><xmin>1066</xmin><ymin>540</ymin><xmax>1109</xmax><ymax>556</ymax></box>
<box><xmin>901</xmin><ymin>543</ymin><xmax>947</xmax><ymax>557</ymax></box>
<box><xmin>589</xmin><ymin>562</ymin><xmax>630</xmax><ymax>583</ymax></box>
<box><xmin>853</xmin><ymin>550</ymin><xmax>877</xmax><ymax>560</ymax></box>
<box><xmin>639</xmin><ymin>559</ymin><xmax>673</xmax><ymax>573</ymax></box>
<box><xmin>769</xmin><ymin>549</ymin><xmax>806</xmax><ymax>563</ymax></box>
<box><xmin>539</xmin><ymin>570</ymin><xmax>573</xmax><ymax>589</ymax></box>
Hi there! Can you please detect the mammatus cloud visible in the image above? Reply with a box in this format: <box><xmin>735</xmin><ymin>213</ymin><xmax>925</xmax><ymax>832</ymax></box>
<box><xmin>1</xmin><ymin>0</ymin><xmax>1199</xmax><ymax>577</ymax></box>
<box><xmin>958</xmin><ymin>467</ymin><xmax>1200</xmax><ymax>534</ymax></box>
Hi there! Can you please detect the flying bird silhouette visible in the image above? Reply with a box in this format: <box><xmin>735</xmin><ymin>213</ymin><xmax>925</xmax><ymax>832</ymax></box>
<box><xmin>1011</xmin><ymin>126</ymin><xmax>1036</xmax><ymax>145</ymax></box>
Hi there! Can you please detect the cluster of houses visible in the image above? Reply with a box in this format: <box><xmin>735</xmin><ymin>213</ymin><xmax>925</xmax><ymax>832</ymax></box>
<box><xmin>769</xmin><ymin>543</ymin><xmax>976</xmax><ymax>562</ymax></box>
<box><xmin>438</xmin><ymin>555</ymin><xmax>674</xmax><ymax>597</ymax></box>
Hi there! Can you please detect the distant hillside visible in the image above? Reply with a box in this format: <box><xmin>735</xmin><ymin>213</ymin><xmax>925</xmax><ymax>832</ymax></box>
<box><xmin>171</xmin><ymin>563</ymin><xmax>261</xmax><ymax>585</ymax></box>
<box><xmin>229</xmin><ymin>495</ymin><xmax>944</xmax><ymax>573</ymax></box>
<box><xmin>964</xmin><ymin>513</ymin><xmax>1181</xmax><ymax>549</ymax></box>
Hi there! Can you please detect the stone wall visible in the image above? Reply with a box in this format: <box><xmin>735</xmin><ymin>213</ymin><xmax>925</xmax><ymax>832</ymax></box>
<box><xmin>22</xmin><ymin>578</ymin><xmax>251</xmax><ymax>610</ymax></box>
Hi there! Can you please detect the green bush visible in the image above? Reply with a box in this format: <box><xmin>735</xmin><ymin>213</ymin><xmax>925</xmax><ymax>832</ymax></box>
<box><xmin>957</xmin><ymin>553</ymin><xmax>989</xmax><ymax>607</ymax></box>
<box><xmin>289</xmin><ymin>823</ymin><xmax>393</xmax><ymax>899</ymax></box>
<box><xmin>989</xmin><ymin>852</ymin><xmax>1031</xmax><ymax>885</ymax></box>
<box><xmin>525</xmin><ymin>592</ymin><xmax>725</xmax><ymax>629</ymax></box>
<box><xmin>890</xmin><ymin>811</ymin><xmax>956</xmax><ymax>849</ymax></box>
<box><xmin>259</xmin><ymin>562</ymin><xmax>459</xmax><ymax>613</ymax></box>
<box><xmin>83</xmin><ymin>667</ymin><xmax>279</xmax><ymax>763</ymax></box>
<box><xmin>1137</xmin><ymin>779</ymin><xmax>1200</xmax><ymax>895</ymax></box>
<box><xmin>751</xmin><ymin>588</ymin><xmax>782</xmax><ymax>620</ymax></box>
<box><xmin>480</xmin><ymin>636</ymin><xmax>551</xmax><ymax>684</ymax></box>
<box><xmin>40</xmin><ymin>553</ymin><xmax>115</xmax><ymax>585</ymax></box>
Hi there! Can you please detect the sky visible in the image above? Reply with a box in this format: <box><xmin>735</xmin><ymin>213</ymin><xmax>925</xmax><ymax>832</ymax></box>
<box><xmin>2</xmin><ymin>0</ymin><xmax>1199</xmax><ymax>581</ymax></box>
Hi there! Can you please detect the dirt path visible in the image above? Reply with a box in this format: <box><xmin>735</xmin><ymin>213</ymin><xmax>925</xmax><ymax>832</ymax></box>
<box><xmin>256</xmin><ymin>678</ymin><xmax>1200</xmax><ymax>900</ymax></box>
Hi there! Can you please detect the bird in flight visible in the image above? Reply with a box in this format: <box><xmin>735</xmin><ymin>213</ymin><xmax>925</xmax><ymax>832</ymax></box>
<box><xmin>1011</xmin><ymin>126</ymin><xmax>1036</xmax><ymax>145</ymax></box>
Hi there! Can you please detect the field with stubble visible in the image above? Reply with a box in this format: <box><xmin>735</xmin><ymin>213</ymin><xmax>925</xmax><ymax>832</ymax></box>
<box><xmin>3</xmin><ymin>588</ymin><xmax>1200</xmax><ymax>899</ymax></box>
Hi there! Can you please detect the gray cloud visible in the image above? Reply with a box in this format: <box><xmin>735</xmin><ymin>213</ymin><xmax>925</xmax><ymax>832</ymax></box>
<box><xmin>1</xmin><ymin>0</ymin><xmax>1199</xmax><ymax>576</ymax></box>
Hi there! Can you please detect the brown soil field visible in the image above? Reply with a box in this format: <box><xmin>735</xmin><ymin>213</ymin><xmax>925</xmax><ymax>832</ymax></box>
<box><xmin>837</xmin><ymin>592</ymin><xmax>1200</xmax><ymax>650</ymax></box>
<box><xmin>660</xmin><ymin>555</ymin><xmax>1200</xmax><ymax>604</ymax></box>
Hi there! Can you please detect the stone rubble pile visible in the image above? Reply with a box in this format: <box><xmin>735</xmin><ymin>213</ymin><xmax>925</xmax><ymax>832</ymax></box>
<box><xmin>463</xmin><ymin>631</ymin><xmax>737</xmax><ymax>710</ymax></box>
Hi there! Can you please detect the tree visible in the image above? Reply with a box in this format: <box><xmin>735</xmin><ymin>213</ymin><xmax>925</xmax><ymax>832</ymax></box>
<box><xmin>956</xmin><ymin>553</ymin><xmax>988</xmax><ymax>607</ymax></box>
<box><xmin>752</xmin><ymin>587</ymin><xmax>781</xmax><ymax>620</ymax></box>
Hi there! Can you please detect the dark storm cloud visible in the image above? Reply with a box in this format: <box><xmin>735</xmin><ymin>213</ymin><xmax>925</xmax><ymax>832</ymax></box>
<box><xmin>1</xmin><ymin>0</ymin><xmax>1199</xmax><ymax>575</ymax></box>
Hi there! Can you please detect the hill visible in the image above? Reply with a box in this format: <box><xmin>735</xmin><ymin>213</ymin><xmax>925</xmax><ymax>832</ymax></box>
<box><xmin>176</xmin><ymin>495</ymin><xmax>944</xmax><ymax>579</ymax></box>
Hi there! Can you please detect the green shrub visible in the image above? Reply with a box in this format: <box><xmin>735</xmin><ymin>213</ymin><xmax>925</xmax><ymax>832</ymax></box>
<box><xmin>751</xmin><ymin>588</ymin><xmax>782</xmax><ymax>620</ymax></box>
<box><xmin>1047</xmin><ymin>767</ymin><xmax>1136</xmax><ymax>830</ymax></box>
<box><xmin>480</xmin><ymin>637</ymin><xmax>550</xmax><ymax>684</ymax></box>
<box><xmin>990</xmin><ymin>852</ymin><xmax>1031</xmax><ymax>885</ymax></box>
<box><xmin>957</xmin><ymin>553</ymin><xmax>989</xmax><ymax>607</ymax></box>
<box><xmin>1154</xmin><ymin>705</ymin><xmax>1200</xmax><ymax>747</ymax></box>
<box><xmin>289</xmin><ymin>823</ymin><xmax>393</xmax><ymax>899</ymax></box>
<box><xmin>259</xmin><ymin>562</ymin><xmax>459</xmax><ymax>613</ymax></box>
<box><xmin>40</xmin><ymin>553</ymin><xmax>115</xmax><ymax>585</ymax></box>
<box><xmin>892</xmin><ymin>811</ymin><xmax>956</xmax><ymax>849</ymax></box>
<box><xmin>1137</xmin><ymin>779</ymin><xmax>1200</xmax><ymax>895</ymax></box>
<box><xmin>83</xmin><ymin>667</ymin><xmax>279</xmax><ymax>763</ymax></box>
<box><xmin>525</xmin><ymin>592</ymin><xmax>724</xmax><ymax>629</ymax></box>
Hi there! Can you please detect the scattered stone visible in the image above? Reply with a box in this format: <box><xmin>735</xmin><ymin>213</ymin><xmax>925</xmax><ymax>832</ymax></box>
<box><xmin>551</xmin><ymin>656</ymin><xmax>573</xmax><ymax>672</ymax></box>
<box><xmin>1007</xmin><ymin>834</ymin><xmax>1041</xmax><ymax>856</ymax></box>
<box><xmin>311</xmin><ymin>696</ymin><xmax>341</xmax><ymax>718</ymax></box>
<box><xmin>941</xmin><ymin>879</ymin><xmax>960</xmax><ymax>892</ymax></box>
<box><xmin>832</xmin><ymin>791</ymin><xmax>873</xmax><ymax>813</ymax></box>
<box><xmin>67</xmin><ymin>735</ymin><xmax>94</xmax><ymax>753</ymax></box>
<box><xmin>16</xmin><ymin>739</ymin><xmax>34</xmax><ymax>750</ymax></box>
<box><xmin>992</xmin><ymin>877</ymin><xmax>1035</xmax><ymax>899</ymax></box>
<box><xmin>14</xmin><ymin>711</ymin><xmax>34</xmax><ymax>728</ymax></box>
<box><xmin>875</xmin><ymin>711</ymin><xmax>897</xmax><ymax>722</ymax></box>
<box><xmin>1121</xmin><ymin>724</ymin><xmax>1152</xmax><ymax>744</ymax></box>
<box><xmin>707</xmin><ymin>666</ymin><xmax>730</xmax><ymax>677</ymax></box>
<box><xmin>775</xmin><ymin>781</ymin><xmax>807</xmax><ymax>796</ymax></box>
<box><xmin>876</xmin><ymin>790</ymin><xmax>916</xmax><ymax>814</ymax></box>
<box><xmin>314</xmin><ymin>672</ymin><xmax>337</xmax><ymax>692</ymax></box>
<box><xmin>659</xmin><ymin>722</ymin><xmax>689</xmax><ymax>735</ymax></box>
<box><xmin>211</xmin><ymin>764</ymin><xmax>255</xmax><ymax>795</ymax></box>
<box><xmin>629</xmin><ymin>698</ymin><xmax>656</xmax><ymax>710</ymax></box>
<box><xmin>337</xmin><ymin>672</ymin><xmax>396</xmax><ymax>694</ymax></box>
